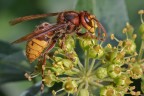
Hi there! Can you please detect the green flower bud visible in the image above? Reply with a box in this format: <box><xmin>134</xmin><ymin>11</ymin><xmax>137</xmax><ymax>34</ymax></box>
<box><xmin>58</xmin><ymin>36</ymin><xmax>75</xmax><ymax>51</ymax></box>
<box><xmin>107</xmin><ymin>64</ymin><xmax>122</xmax><ymax>78</ymax></box>
<box><xmin>115</xmin><ymin>91</ymin><xmax>125</xmax><ymax>96</ymax></box>
<box><xmin>113</xmin><ymin>51</ymin><xmax>125</xmax><ymax>64</ymax></box>
<box><xmin>105</xmin><ymin>49</ymin><xmax>118</xmax><ymax>63</ymax></box>
<box><xmin>114</xmin><ymin>75</ymin><xmax>132</xmax><ymax>86</ymax></box>
<box><xmin>79</xmin><ymin>38</ymin><xmax>95</xmax><ymax>50</ymax></box>
<box><xmin>139</xmin><ymin>23</ymin><xmax>144</xmax><ymax>40</ymax></box>
<box><xmin>64</xmin><ymin>36</ymin><xmax>75</xmax><ymax>51</ymax></box>
<box><xmin>53</xmin><ymin>58</ymin><xmax>73</xmax><ymax>71</ymax></box>
<box><xmin>65</xmin><ymin>52</ymin><xmax>79</xmax><ymax>65</ymax></box>
<box><xmin>139</xmin><ymin>23</ymin><xmax>144</xmax><ymax>35</ymax></box>
<box><xmin>63</xmin><ymin>80</ymin><xmax>77</xmax><ymax>93</ymax></box>
<box><xmin>62</xmin><ymin>59</ymin><xmax>73</xmax><ymax>70</ymax></box>
<box><xmin>96</xmin><ymin>67</ymin><xmax>107</xmax><ymax>79</ymax></box>
<box><xmin>53</xmin><ymin>53</ymin><xmax>77</xmax><ymax>71</ymax></box>
<box><xmin>78</xmin><ymin>89</ymin><xmax>89</xmax><ymax>96</ymax></box>
<box><xmin>43</xmin><ymin>73</ymin><xmax>56</xmax><ymax>87</ymax></box>
<box><xmin>64</xmin><ymin>70</ymin><xmax>78</xmax><ymax>75</ymax></box>
<box><xmin>129</xmin><ymin>64</ymin><xmax>143</xmax><ymax>79</ymax></box>
<box><xmin>54</xmin><ymin>56</ymin><xmax>63</xmax><ymax>62</ymax></box>
<box><xmin>51</xmin><ymin>67</ymin><xmax>64</xmax><ymax>75</ymax></box>
<box><xmin>104</xmin><ymin>44</ymin><xmax>113</xmax><ymax>52</ymax></box>
<box><xmin>100</xmin><ymin>86</ymin><xmax>116</xmax><ymax>96</ymax></box>
<box><xmin>126</xmin><ymin>23</ymin><xmax>134</xmax><ymax>38</ymax></box>
<box><xmin>122</xmin><ymin>39</ymin><xmax>136</xmax><ymax>54</ymax></box>
<box><xmin>88</xmin><ymin>45</ymin><xmax>104</xmax><ymax>59</ymax></box>
<box><xmin>72</xmin><ymin>55</ymin><xmax>79</xmax><ymax>65</ymax></box>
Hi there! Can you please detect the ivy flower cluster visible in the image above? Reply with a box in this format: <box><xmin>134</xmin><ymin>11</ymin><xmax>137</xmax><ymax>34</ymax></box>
<box><xmin>25</xmin><ymin>10</ymin><xmax>144</xmax><ymax>96</ymax></box>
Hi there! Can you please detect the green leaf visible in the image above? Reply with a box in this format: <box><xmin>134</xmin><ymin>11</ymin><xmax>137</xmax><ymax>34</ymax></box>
<box><xmin>0</xmin><ymin>41</ymin><xmax>21</xmax><ymax>56</ymax></box>
<box><xmin>21</xmin><ymin>82</ymin><xmax>54</xmax><ymax>96</ymax></box>
<box><xmin>1</xmin><ymin>51</ymin><xmax>26</xmax><ymax>64</ymax></box>
<box><xmin>94</xmin><ymin>0</ymin><xmax>129</xmax><ymax>39</ymax></box>
<box><xmin>76</xmin><ymin>0</ymin><xmax>93</xmax><ymax>12</ymax></box>
<box><xmin>20</xmin><ymin>82</ymin><xmax>41</xmax><ymax>96</ymax></box>
<box><xmin>38</xmin><ymin>0</ymin><xmax>77</xmax><ymax>12</ymax></box>
<box><xmin>0</xmin><ymin>62</ymin><xmax>26</xmax><ymax>84</ymax></box>
<box><xmin>0</xmin><ymin>51</ymin><xmax>31</xmax><ymax>84</ymax></box>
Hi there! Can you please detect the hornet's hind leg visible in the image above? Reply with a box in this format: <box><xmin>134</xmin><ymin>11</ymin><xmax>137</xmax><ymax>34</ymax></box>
<box><xmin>40</xmin><ymin>41</ymin><xmax>56</xmax><ymax>92</ymax></box>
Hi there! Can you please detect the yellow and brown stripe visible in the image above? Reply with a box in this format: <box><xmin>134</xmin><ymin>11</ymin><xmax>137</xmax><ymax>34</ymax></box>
<box><xmin>26</xmin><ymin>38</ymin><xmax>48</xmax><ymax>63</ymax></box>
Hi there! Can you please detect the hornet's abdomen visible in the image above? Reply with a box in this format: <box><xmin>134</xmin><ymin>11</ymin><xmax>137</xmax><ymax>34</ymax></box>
<box><xmin>26</xmin><ymin>38</ymin><xmax>48</xmax><ymax>63</ymax></box>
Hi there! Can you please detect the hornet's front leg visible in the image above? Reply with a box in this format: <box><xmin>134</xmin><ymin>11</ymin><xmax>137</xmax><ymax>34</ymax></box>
<box><xmin>76</xmin><ymin>31</ymin><xmax>97</xmax><ymax>39</ymax></box>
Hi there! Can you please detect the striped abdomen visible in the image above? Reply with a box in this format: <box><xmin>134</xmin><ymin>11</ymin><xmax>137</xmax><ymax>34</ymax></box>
<box><xmin>26</xmin><ymin>38</ymin><xmax>48</xmax><ymax>63</ymax></box>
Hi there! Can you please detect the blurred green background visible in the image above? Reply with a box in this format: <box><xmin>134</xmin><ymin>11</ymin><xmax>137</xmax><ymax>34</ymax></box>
<box><xmin>0</xmin><ymin>0</ymin><xmax>144</xmax><ymax>96</ymax></box>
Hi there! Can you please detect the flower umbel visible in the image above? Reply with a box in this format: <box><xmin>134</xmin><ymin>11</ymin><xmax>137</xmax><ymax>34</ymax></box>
<box><xmin>25</xmin><ymin>10</ymin><xmax>144</xmax><ymax>96</ymax></box>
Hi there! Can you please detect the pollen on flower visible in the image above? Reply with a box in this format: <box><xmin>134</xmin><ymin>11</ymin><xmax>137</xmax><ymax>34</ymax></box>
<box><xmin>138</xmin><ymin>10</ymin><xmax>144</xmax><ymax>14</ymax></box>
<box><xmin>118</xmin><ymin>40</ymin><xmax>123</xmax><ymax>46</ymax></box>
<box><xmin>130</xmin><ymin>65</ymin><xmax>143</xmax><ymax>79</ymax></box>
<box><xmin>122</xmin><ymin>28</ymin><xmax>128</xmax><ymax>33</ymax></box>
<box><xmin>130</xmin><ymin>58</ymin><xmax>136</xmax><ymax>62</ymax></box>
<box><xmin>130</xmin><ymin>91</ymin><xmax>136</xmax><ymax>95</ymax></box>
<box><xmin>107</xmin><ymin>43</ymin><xmax>112</xmax><ymax>48</ymax></box>
<box><xmin>135</xmin><ymin>91</ymin><xmax>141</xmax><ymax>95</ymax></box>
<box><xmin>134</xmin><ymin>52</ymin><xmax>138</xmax><ymax>56</ymax></box>
<box><xmin>130</xmin><ymin>86</ymin><xmax>135</xmax><ymax>90</ymax></box>
<box><xmin>110</xmin><ymin>34</ymin><xmax>115</xmax><ymax>40</ymax></box>
<box><xmin>126</xmin><ymin>22</ymin><xmax>130</xmax><ymax>27</ymax></box>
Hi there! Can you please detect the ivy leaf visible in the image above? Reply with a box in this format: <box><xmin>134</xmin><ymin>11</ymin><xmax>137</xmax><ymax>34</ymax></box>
<box><xmin>0</xmin><ymin>62</ymin><xmax>26</xmax><ymax>84</ymax></box>
<box><xmin>93</xmin><ymin>0</ymin><xmax>129</xmax><ymax>39</ymax></box>
<box><xmin>1</xmin><ymin>51</ymin><xmax>27</xmax><ymax>64</ymax></box>
<box><xmin>20</xmin><ymin>82</ymin><xmax>41</xmax><ymax>96</ymax></box>
<box><xmin>75</xmin><ymin>0</ymin><xmax>93</xmax><ymax>12</ymax></box>
<box><xmin>0</xmin><ymin>41</ymin><xmax>21</xmax><ymax>59</ymax></box>
<box><xmin>0</xmin><ymin>51</ymin><xmax>33</xmax><ymax>84</ymax></box>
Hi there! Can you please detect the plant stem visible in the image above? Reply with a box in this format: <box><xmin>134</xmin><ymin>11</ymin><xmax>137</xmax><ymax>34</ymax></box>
<box><xmin>68</xmin><ymin>93</ymin><xmax>70</xmax><ymax>96</ymax></box>
<box><xmin>87</xmin><ymin>59</ymin><xmax>96</xmax><ymax>76</ymax></box>
<box><xmin>77</xmin><ymin>60</ymin><xmax>84</xmax><ymax>71</ymax></box>
<box><xmin>138</xmin><ymin>40</ymin><xmax>144</xmax><ymax>60</ymax></box>
<box><xmin>72</xmin><ymin>68</ymin><xmax>80</xmax><ymax>73</ymax></box>
<box><xmin>100</xmin><ymin>78</ymin><xmax>113</xmax><ymax>82</ymax></box>
<box><xmin>57</xmin><ymin>92</ymin><xmax>67</xmax><ymax>96</ymax></box>
<box><xmin>77</xmin><ymin>82</ymin><xmax>85</xmax><ymax>95</ymax></box>
<box><xmin>140</xmin><ymin>14</ymin><xmax>144</xmax><ymax>24</ymax></box>
<box><xmin>54</xmin><ymin>88</ymin><xmax>64</xmax><ymax>96</ymax></box>
<box><xmin>89</xmin><ymin>81</ymin><xmax>104</xmax><ymax>87</ymax></box>
<box><xmin>85</xmin><ymin>80</ymin><xmax>89</xmax><ymax>89</ymax></box>
<box><xmin>93</xmin><ymin>61</ymin><xmax>101</xmax><ymax>70</ymax></box>
<box><xmin>84</xmin><ymin>50</ymin><xmax>89</xmax><ymax>72</ymax></box>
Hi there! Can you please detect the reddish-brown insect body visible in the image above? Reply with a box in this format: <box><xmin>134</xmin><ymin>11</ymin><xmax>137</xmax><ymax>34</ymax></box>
<box><xmin>10</xmin><ymin>11</ymin><xmax>106</xmax><ymax>63</ymax></box>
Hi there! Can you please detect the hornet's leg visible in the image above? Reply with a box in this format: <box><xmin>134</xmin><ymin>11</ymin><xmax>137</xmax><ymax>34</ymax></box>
<box><xmin>40</xmin><ymin>41</ymin><xmax>56</xmax><ymax>92</ymax></box>
<box><xmin>59</xmin><ymin>34</ymin><xmax>67</xmax><ymax>50</ymax></box>
<box><xmin>76</xmin><ymin>31</ymin><xmax>97</xmax><ymax>39</ymax></box>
